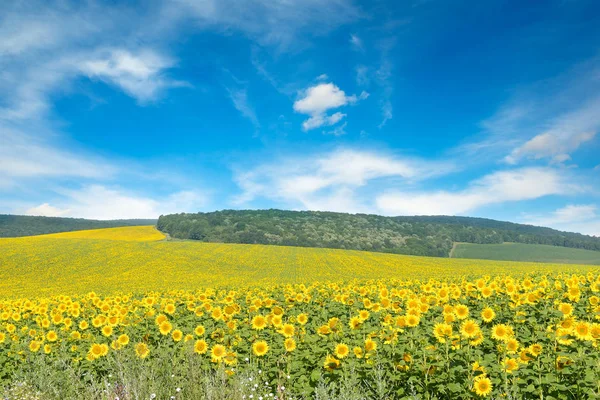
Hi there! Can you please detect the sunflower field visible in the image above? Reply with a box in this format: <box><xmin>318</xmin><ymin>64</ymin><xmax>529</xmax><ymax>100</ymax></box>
<box><xmin>1</xmin><ymin>227</ymin><xmax>600</xmax><ymax>399</ymax></box>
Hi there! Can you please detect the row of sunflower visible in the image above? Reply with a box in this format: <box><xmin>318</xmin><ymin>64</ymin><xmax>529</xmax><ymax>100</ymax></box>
<box><xmin>1</xmin><ymin>272</ymin><xmax>600</xmax><ymax>398</ymax></box>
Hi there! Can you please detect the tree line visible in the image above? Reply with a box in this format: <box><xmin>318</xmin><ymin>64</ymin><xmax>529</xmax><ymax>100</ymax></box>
<box><xmin>0</xmin><ymin>215</ymin><xmax>157</xmax><ymax>238</ymax></box>
<box><xmin>157</xmin><ymin>209</ymin><xmax>600</xmax><ymax>257</ymax></box>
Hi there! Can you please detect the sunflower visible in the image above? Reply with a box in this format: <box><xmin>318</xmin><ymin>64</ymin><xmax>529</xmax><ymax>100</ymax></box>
<box><xmin>155</xmin><ymin>314</ymin><xmax>168</xmax><ymax>326</ymax></box>
<box><xmin>159</xmin><ymin>321</ymin><xmax>173</xmax><ymax>336</ymax></box>
<box><xmin>433</xmin><ymin>323</ymin><xmax>453</xmax><ymax>343</ymax></box>
<box><xmin>365</xmin><ymin>338</ymin><xmax>378</xmax><ymax>352</ymax></box>
<box><xmin>455</xmin><ymin>304</ymin><xmax>469</xmax><ymax>320</ymax></box>
<box><xmin>502</xmin><ymin>358</ymin><xmax>519</xmax><ymax>374</ymax></box>
<box><xmin>334</xmin><ymin>343</ymin><xmax>349</xmax><ymax>359</ymax></box>
<box><xmin>491</xmin><ymin>324</ymin><xmax>512</xmax><ymax>342</ymax></box>
<box><xmin>211</xmin><ymin>344</ymin><xmax>227</xmax><ymax>361</ymax></box>
<box><xmin>194</xmin><ymin>339</ymin><xmax>208</xmax><ymax>354</ymax></box>
<box><xmin>194</xmin><ymin>325</ymin><xmax>206</xmax><ymax>336</ymax></box>
<box><xmin>574</xmin><ymin>321</ymin><xmax>592</xmax><ymax>341</ymax></box>
<box><xmin>46</xmin><ymin>330</ymin><xmax>58</xmax><ymax>342</ymax></box>
<box><xmin>89</xmin><ymin>343</ymin><xmax>103</xmax><ymax>359</ymax></box>
<box><xmin>469</xmin><ymin>331</ymin><xmax>485</xmax><ymax>347</ymax></box>
<box><xmin>279</xmin><ymin>323</ymin><xmax>295</xmax><ymax>338</ymax></box>
<box><xmin>297</xmin><ymin>313</ymin><xmax>308</xmax><ymax>325</ymax></box>
<box><xmin>172</xmin><ymin>329</ymin><xmax>183</xmax><ymax>342</ymax></box>
<box><xmin>29</xmin><ymin>340</ymin><xmax>42</xmax><ymax>353</ymax></box>
<box><xmin>473</xmin><ymin>376</ymin><xmax>492</xmax><ymax>397</ymax></box>
<box><xmin>460</xmin><ymin>320</ymin><xmax>480</xmax><ymax>339</ymax></box>
<box><xmin>359</xmin><ymin>310</ymin><xmax>370</xmax><ymax>321</ymax></box>
<box><xmin>251</xmin><ymin>315</ymin><xmax>267</xmax><ymax>330</ymax></box>
<box><xmin>590</xmin><ymin>324</ymin><xmax>600</xmax><ymax>340</ymax></box>
<box><xmin>558</xmin><ymin>302</ymin><xmax>573</xmax><ymax>317</ymax></box>
<box><xmin>284</xmin><ymin>338</ymin><xmax>297</xmax><ymax>352</ymax></box>
<box><xmin>519</xmin><ymin>349</ymin><xmax>532</xmax><ymax>363</ymax></box>
<box><xmin>353</xmin><ymin>347</ymin><xmax>364</xmax><ymax>358</ymax></box>
<box><xmin>505</xmin><ymin>338</ymin><xmax>519</xmax><ymax>354</ymax></box>
<box><xmin>135</xmin><ymin>342</ymin><xmax>150</xmax><ymax>359</ymax></box>
<box><xmin>101</xmin><ymin>325</ymin><xmax>113</xmax><ymax>337</ymax></box>
<box><xmin>406</xmin><ymin>315</ymin><xmax>420</xmax><ymax>327</ymax></box>
<box><xmin>252</xmin><ymin>340</ymin><xmax>269</xmax><ymax>357</ymax></box>
<box><xmin>481</xmin><ymin>287</ymin><xmax>493</xmax><ymax>298</ymax></box>
<box><xmin>223</xmin><ymin>352</ymin><xmax>237</xmax><ymax>366</ymax></box>
<box><xmin>117</xmin><ymin>334</ymin><xmax>130</xmax><ymax>346</ymax></box>
<box><xmin>317</xmin><ymin>325</ymin><xmax>332</xmax><ymax>335</ymax></box>
<box><xmin>349</xmin><ymin>316</ymin><xmax>362</xmax><ymax>330</ymax></box>
<box><xmin>481</xmin><ymin>307</ymin><xmax>496</xmax><ymax>323</ymax></box>
<box><xmin>323</xmin><ymin>354</ymin><xmax>341</xmax><ymax>371</ymax></box>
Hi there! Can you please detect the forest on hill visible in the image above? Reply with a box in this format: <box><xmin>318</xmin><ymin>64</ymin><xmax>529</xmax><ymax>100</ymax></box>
<box><xmin>0</xmin><ymin>215</ymin><xmax>157</xmax><ymax>238</ymax></box>
<box><xmin>157</xmin><ymin>210</ymin><xmax>600</xmax><ymax>257</ymax></box>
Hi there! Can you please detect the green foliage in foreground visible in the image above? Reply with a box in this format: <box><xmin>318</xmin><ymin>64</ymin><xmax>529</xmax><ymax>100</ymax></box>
<box><xmin>452</xmin><ymin>243</ymin><xmax>600</xmax><ymax>265</ymax></box>
<box><xmin>1</xmin><ymin>351</ymin><xmax>418</xmax><ymax>400</ymax></box>
<box><xmin>157</xmin><ymin>209</ymin><xmax>600</xmax><ymax>257</ymax></box>
<box><xmin>0</xmin><ymin>215</ymin><xmax>157</xmax><ymax>238</ymax></box>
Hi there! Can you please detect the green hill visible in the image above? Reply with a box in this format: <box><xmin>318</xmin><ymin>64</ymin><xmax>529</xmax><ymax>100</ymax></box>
<box><xmin>157</xmin><ymin>209</ymin><xmax>600</xmax><ymax>258</ymax></box>
<box><xmin>0</xmin><ymin>215</ymin><xmax>157</xmax><ymax>238</ymax></box>
<box><xmin>451</xmin><ymin>242</ymin><xmax>600</xmax><ymax>265</ymax></box>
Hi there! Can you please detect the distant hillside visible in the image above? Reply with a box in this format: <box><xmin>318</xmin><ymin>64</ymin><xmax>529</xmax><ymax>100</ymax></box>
<box><xmin>452</xmin><ymin>242</ymin><xmax>600</xmax><ymax>265</ymax></box>
<box><xmin>0</xmin><ymin>215</ymin><xmax>157</xmax><ymax>238</ymax></box>
<box><xmin>157</xmin><ymin>209</ymin><xmax>600</xmax><ymax>257</ymax></box>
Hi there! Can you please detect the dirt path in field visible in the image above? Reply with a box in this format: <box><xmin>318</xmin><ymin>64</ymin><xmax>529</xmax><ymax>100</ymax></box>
<box><xmin>449</xmin><ymin>242</ymin><xmax>459</xmax><ymax>258</ymax></box>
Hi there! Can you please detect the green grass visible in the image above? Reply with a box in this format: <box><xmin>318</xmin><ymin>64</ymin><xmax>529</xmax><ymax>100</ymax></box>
<box><xmin>451</xmin><ymin>242</ymin><xmax>600</xmax><ymax>264</ymax></box>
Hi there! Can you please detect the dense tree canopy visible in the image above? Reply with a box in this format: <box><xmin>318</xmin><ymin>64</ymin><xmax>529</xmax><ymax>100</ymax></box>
<box><xmin>0</xmin><ymin>215</ymin><xmax>157</xmax><ymax>238</ymax></box>
<box><xmin>157</xmin><ymin>210</ymin><xmax>600</xmax><ymax>257</ymax></box>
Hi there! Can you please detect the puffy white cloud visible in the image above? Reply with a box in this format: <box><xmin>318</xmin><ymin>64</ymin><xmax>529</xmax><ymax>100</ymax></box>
<box><xmin>464</xmin><ymin>59</ymin><xmax>600</xmax><ymax>165</ymax></box>
<box><xmin>293</xmin><ymin>83</ymin><xmax>367</xmax><ymax>130</ymax></box>
<box><xmin>302</xmin><ymin>111</ymin><xmax>347</xmax><ymax>131</ymax></box>
<box><xmin>376</xmin><ymin>167</ymin><xmax>578</xmax><ymax>215</ymax></box>
<box><xmin>294</xmin><ymin>83</ymin><xmax>356</xmax><ymax>114</ymax></box>
<box><xmin>505</xmin><ymin>131</ymin><xmax>597</xmax><ymax>165</ymax></box>
<box><xmin>25</xmin><ymin>203</ymin><xmax>71</xmax><ymax>217</ymax></box>
<box><xmin>233</xmin><ymin>148</ymin><xmax>454</xmax><ymax>212</ymax></box>
<box><xmin>521</xmin><ymin>204</ymin><xmax>600</xmax><ymax>236</ymax></box>
<box><xmin>24</xmin><ymin>185</ymin><xmax>208</xmax><ymax>220</ymax></box>
<box><xmin>79</xmin><ymin>49</ymin><xmax>187</xmax><ymax>103</ymax></box>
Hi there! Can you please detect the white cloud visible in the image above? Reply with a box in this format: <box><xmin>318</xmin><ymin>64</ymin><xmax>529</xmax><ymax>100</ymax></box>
<box><xmin>505</xmin><ymin>130</ymin><xmax>597</xmax><ymax>165</ymax></box>
<box><xmin>227</xmin><ymin>87</ymin><xmax>260</xmax><ymax>128</ymax></box>
<box><xmin>174</xmin><ymin>0</ymin><xmax>359</xmax><ymax>50</ymax></box>
<box><xmin>378</xmin><ymin>101</ymin><xmax>393</xmax><ymax>129</ymax></box>
<box><xmin>293</xmin><ymin>83</ymin><xmax>368</xmax><ymax>130</ymax></box>
<box><xmin>376</xmin><ymin>167</ymin><xmax>578</xmax><ymax>215</ymax></box>
<box><xmin>0</xmin><ymin>127</ymin><xmax>116</xmax><ymax>186</ymax></box>
<box><xmin>25</xmin><ymin>203</ymin><xmax>71</xmax><ymax>217</ymax></box>
<box><xmin>324</xmin><ymin>121</ymin><xmax>348</xmax><ymax>136</ymax></box>
<box><xmin>462</xmin><ymin>58</ymin><xmax>600</xmax><ymax>165</ymax></box>
<box><xmin>355</xmin><ymin>65</ymin><xmax>369</xmax><ymax>86</ymax></box>
<box><xmin>521</xmin><ymin>204</ymin><xmax>600</xmax><ymax>236</ymax></box>
<box><xmin>233</xmin><ymin>148</ymin><xmax>454</xmax><ymax>212</ymax></box>
<box><xmin>350</xmin><ymin>34</ymin><xmax>364</xmax><ymax>51</ymax></box>
<box><xmin>302</xmin><ymin>111</ymin><xmax>347</xmax><ymax>130</ymax></box>
<box><xmin>24</xmin><ymin>185</ymin><xmax>208</xmax><ymax>220</ymax></box>
<box><xmin>316</xmin><ymin>74</ymin><xmax>329</xmax><ymax>81</ymax></box>
<box><xmin>79</xmin><ymin>49</ymin><xmax>186</xmax><ymax>103</ymax></box>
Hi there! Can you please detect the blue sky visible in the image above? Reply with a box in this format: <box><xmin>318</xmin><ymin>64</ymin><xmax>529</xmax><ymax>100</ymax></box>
<box><xmin>1</xmin><ymin>0</ymin><xmax>599</xmax><ymax>235</ymax></box>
